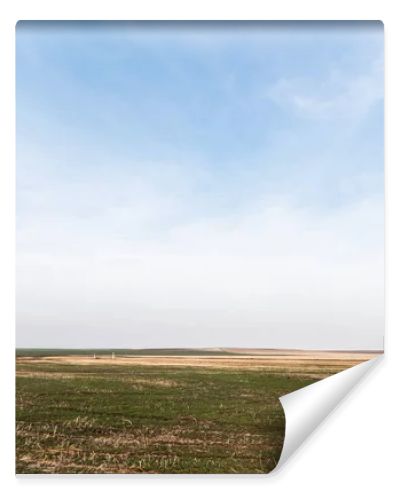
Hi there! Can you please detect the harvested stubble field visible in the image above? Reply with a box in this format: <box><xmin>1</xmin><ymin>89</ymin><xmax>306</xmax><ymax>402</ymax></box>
<box><xmin>16</xmin><ymin>349</ymin><xmax>376</xmax><ymax>474</ymax></box>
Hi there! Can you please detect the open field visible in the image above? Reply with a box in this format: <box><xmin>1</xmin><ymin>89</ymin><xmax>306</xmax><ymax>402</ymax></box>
<box><xmin>16</xmin><ymin>349</ymin><xmax>378</xmax><ymax>474</ymax></box>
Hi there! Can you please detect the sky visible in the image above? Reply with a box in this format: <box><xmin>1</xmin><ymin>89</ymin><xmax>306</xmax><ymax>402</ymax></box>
<box><xmin>16</xmin><ymin>21</ymin><xmax>384</xmax><ymax>350</ymax></box>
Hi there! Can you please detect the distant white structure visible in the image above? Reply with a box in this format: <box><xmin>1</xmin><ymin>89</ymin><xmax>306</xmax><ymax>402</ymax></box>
<box><xmin>111</xmin><ymin>352</ymin><xmax>115</xmax><ymax>359</ymax></box>
<box><xmin>93</xmin><ymin>353</ymin><xmax>96</xmax><ymax>359</ymax></box>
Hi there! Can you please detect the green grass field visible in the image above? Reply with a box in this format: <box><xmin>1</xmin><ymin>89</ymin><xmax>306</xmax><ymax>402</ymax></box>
<box><xmin>16</xmin><ymin>348</ymin><xmax>240</xmax><ymax>357</ymax></box>
<box><xmin>17</xmin><ymin>348</ymin><xmax>373</xmax><ymax>474</ymax></box>
<box><xmin>16</xmin><ymin>358</ymin><xmax>320</xmax><ymax>474</ymax></box>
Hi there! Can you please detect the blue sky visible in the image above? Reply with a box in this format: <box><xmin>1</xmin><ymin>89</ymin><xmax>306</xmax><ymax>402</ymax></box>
<box><xmin>16</xmin><ymin>22</ymin><xmax>384</xmax><ymax>349</ymax></box>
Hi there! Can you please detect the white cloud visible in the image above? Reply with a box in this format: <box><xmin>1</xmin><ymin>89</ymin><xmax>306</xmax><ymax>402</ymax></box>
<box><xmin>266</xmin><ymin>57</ymin><xmax>383</xmax><ymax>124</ymax></box>
<box><xmin>16</xmin><ymin>184</ymin><xmax>384</xmax><ymax>350</ymax></box>
<box><xmin>16</xmin><ymin>28</ymin><xmax>384</xmax><ymax>350</ymax></box>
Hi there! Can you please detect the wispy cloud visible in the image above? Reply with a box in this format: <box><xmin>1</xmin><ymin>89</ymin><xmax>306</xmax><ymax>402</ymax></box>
<box><xmin>266</xmin><ymin>57</ymin><xmax>383</xmax><ymax>124</ymax></box>
<box><xmin>16</xmin><ymin>168</ymin><xmax>384</xmax><ymax>350</ymax></box>
<box><xmin>16</xmin><ymin>22</ymin><xmax>384</xmax><ymax>350</ymax></box>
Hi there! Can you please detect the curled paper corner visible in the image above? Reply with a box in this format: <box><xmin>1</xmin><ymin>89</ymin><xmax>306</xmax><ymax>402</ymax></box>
<box><xmin>276</xmin><ymin>355</ymin><xmax>383</xmax><ymax>470</ymax></box>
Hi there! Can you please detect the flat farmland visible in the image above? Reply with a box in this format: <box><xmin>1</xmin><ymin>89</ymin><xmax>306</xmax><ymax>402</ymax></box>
<box><xmin>16</xmin><ymin>349</ymin><xmax>377</xmax><ymax>474</ymax></box>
